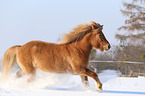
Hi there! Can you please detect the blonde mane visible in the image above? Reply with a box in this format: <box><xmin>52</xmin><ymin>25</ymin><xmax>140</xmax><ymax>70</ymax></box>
<box><xmin>59</xmin><ymin>21</ymin><xmax>101</xmax><ymax>44</ymax></box>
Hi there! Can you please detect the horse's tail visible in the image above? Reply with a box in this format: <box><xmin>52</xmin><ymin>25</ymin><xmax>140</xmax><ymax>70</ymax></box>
<box><xmin>0</xmin><ymin>45</ymin><xmax>21</xmax><ymax>82</ymax></box>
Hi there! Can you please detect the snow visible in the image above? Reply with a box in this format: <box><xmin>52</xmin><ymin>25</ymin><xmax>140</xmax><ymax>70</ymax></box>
<box><xmin>104</xmin><ymin>77</ymin><xmax>145</xmax><ymax>92</ymax></box>
<box><xmin>0</xmin><ymin>70</ymin><xmax>145</xmax><ymax>96</ymax></box>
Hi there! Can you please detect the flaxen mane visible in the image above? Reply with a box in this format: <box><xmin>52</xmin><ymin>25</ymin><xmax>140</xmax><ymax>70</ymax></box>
<box><xmin>60</xmin><ymin>21</ymin><xmax>101</xmax><ymax>44</ymax></box>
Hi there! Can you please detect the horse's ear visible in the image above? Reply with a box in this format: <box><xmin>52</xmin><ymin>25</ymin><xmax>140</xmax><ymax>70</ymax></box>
<box><xmin>95</xmin><ymin>27</ymin><xmax>103</xmax><ymax>32</ymax></box>
<box><xmin>99</xmin><ymin>27</ymin><xmax>102</xmax><ymax>31</ymax></box>
<box><xmin>100</xmin><ymin>25</ymin><xmax>103</xmax><ymax>30</ymax></box>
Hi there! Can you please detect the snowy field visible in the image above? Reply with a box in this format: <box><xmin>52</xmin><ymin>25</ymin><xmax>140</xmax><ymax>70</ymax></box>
<box><xmin>0</xmin><ymin>70</ymin><xmax>145</xmax><ymax>96</ymax></box>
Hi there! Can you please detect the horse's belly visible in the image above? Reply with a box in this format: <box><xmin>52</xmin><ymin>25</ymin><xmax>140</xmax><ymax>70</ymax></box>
<box><xmin>38</xmin><ymin>65</ymin><xmax>73</xmax><ymax>73</ymax></box>
<box><xmin>34</xmin><ymin>61</ymin><xmax>73</xmax><ymax>74</ymax></box>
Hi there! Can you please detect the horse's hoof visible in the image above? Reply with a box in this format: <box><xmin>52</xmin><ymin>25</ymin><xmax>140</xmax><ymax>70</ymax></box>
<box><xmin>96</xmin><ymin>86</ymin><xmax>102</xmax><ymax>93</ymax></box>
<box><xmin>97</xmin><ymin>90</ymin><xmax>102</xmax><ymax>93</ymax></box>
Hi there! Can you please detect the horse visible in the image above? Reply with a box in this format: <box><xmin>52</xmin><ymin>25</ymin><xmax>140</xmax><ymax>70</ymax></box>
<box><xmin>0</xmin><ymin>21</ymin><xmax>110</xmax><ymax>91</ymax></box>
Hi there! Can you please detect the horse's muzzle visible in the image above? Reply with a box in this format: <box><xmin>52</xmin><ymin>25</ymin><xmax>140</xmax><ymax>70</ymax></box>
<box><xmin>104</xmin><ymin>44</ymin><xmax>111</xmax><ymax>51</ymax></box>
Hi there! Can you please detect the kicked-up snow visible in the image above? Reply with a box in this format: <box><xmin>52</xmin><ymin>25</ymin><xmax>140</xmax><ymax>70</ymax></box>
<box><xmin>0</xmin><ymin>70</ymin><xmax>145</xmax><ymax>96</ymax></box>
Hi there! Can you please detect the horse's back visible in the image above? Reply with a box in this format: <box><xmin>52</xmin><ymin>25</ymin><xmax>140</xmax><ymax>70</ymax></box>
<box><xmin>16</xmin><ymin>40</ymin><xmax>73</xmax><ymax>73</ymax></box>
<box><xmin>16</xmin><ymin>40</ymin><xmax>49</xmax><ymax>61</ymax></box>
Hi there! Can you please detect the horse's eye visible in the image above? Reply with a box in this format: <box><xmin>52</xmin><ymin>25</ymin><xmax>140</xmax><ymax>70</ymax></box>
<box><xmin>99</xmin><ymin>35</ymin><xmax>102</xmax><ymax>37</ymax></box>
<box><xmin>98</xmin><ymin>34</ymin><xmax>103</xmax><ymax>41</ymax></box>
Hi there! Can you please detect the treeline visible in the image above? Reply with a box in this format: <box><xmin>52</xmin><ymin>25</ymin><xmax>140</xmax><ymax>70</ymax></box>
<box><xmin>89</xmin><ymin>0</ymin><xmax>145</xmax><ymax>76</ymax></box>
<box><xmin>89</xmin><ymin>43</ymin><xmax>145</xmax><ymax>76</ymax></box>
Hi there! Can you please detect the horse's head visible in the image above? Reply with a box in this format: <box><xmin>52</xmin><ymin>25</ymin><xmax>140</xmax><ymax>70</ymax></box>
<box><xmin>90</xmin><ymin>22</ymin><xmax>111</xmax><ymax>51</ymax></box>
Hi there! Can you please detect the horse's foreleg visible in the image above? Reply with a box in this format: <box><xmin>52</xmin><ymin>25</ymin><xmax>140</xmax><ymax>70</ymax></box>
<box><xmin>83</xmin><ymin>68</ymin><xmax>102</xmax><ymax>91</ymax></box>
<box><xmin>80</xmin><ymin>75</ymin><xmax>89</xmax><ymax>87</ymax></box>
<box><xmin>75</xmin><ymin>68</ymin><xmax>102</xmax><ymax>91</ymax></box>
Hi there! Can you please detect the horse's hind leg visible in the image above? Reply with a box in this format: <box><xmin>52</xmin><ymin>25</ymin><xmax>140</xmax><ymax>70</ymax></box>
<box><xmin>16</xmin><ymin>69</ymin><xmax>25</xmax><ymax>78</ymax></box>
<box><xmin>17</xmin><ymin>62</ymin><xmax>36</xmax><ymax>82</ymax></box>
<box><xmin>17</xmin><ymin>49</ymin><xmax>36</xmax><ymax>82</ymax></box>
<box><xmin>80</xmin><ymin>75</ymin><xmax>89</xmax><ymax>87</ymax></box>
<box><xmin>27</xmin><ymin>69</ymin><xmax>36</xmax><ymax>82</ymax></box>
<box><xmin>20</xmin><ymin>66</ymin><xmax>36</xmax><ymax>82</ymax></box>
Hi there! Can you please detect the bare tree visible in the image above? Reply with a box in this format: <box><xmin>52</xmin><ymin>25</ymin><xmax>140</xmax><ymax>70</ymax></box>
<box><xmin>116</xmin><ymin>0</ymin><xmax>145</xmax><ymax>43</ymax></box>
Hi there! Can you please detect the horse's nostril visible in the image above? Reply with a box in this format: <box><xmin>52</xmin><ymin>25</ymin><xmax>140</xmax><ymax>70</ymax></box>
<box><xmin>108</xmin><ymin>44</ymin><xmax>111</xmax><ymax>49</ymax></box>
<box><xmin>104</xmin><ymin>44</ymin><xmax>111</xmax><ymax>51</ymax></box>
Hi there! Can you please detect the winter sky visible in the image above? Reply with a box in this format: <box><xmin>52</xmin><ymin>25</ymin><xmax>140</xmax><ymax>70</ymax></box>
<box><xmin>0</xmin><ymin>0</ymin><xmax>130</xmax><ymax>58</ymax></box>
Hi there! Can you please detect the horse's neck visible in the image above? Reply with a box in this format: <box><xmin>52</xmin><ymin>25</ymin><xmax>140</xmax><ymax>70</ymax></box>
<box><xmin>73</xmin><ymin>34</ymin><xmax>93</xmax><ymax>56</ymax></box>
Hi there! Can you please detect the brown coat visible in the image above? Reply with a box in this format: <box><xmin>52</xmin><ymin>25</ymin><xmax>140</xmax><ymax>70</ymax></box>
<box><xmin>1</xmin><ymin>21</ymin><xmax>110</xmax><ymax>91</ymax></box>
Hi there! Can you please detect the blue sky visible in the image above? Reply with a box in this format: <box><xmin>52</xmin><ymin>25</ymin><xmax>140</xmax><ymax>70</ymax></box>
<box><xmin>0</xmin><ymin>0</ymin><xmax>128</xmax><ymax>58</ymax></box>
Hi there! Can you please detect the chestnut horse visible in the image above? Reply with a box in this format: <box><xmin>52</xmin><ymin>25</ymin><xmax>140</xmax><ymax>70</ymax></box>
<box><xmin>1</xmin><ymin>21</ymin><xmax>110</xmax><ymax>91</ymax></box>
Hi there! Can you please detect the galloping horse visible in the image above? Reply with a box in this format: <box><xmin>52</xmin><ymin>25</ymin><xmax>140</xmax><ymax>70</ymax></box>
<box><xmin>1</xmin><ymin>21</ymin><xmax>110</xmax><ymax>91</ymax></box>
